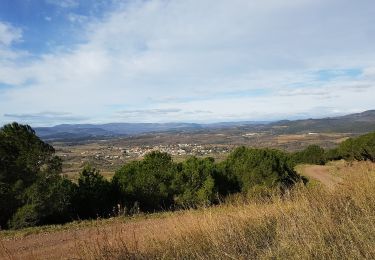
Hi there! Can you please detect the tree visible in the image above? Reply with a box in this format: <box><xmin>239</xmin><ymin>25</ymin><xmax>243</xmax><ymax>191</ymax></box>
<box><xmin>172</xmin><ymin>157</ymin><xmax>218</xmax><ymax>207</ymax></box>
<box><xmin>222</xmin><ymin>147</ymin><xmax>301</xmax><ymax>193</ymax></box>
<box><xmin>8</xmin><ymin>174</ymin><xmax>77</xmax><ymax>229</ymax></box>
<box><xmin>0</xmin><ymin>122</ymin><xmax>63</xmax><ymax>229</ymax></box>
<box><xmin>291</xmin><ymin>145</ymin><xmax>326</xmax><ymax>165</ymax></box>
<box><xmin>337</xmin><ymin>132</ymin><xmax>375</xmax><ymax>162</ymax></box>
<box><xmin>113</xmin><ymin>151</ymin><xmax>177</xmax><ymax>211</ymax></box>
<box><xmin>74</xmin><ymin>165</ymin><xmax>114</xmax><ymax>219</ymax></box>
<box><xmin>0</xmin><ymin>123</ymin><xmax>56</xmax><ymax>184</ymax></box>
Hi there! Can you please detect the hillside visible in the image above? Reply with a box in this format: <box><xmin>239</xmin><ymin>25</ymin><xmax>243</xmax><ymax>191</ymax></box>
<box><xmin>2</xmin><ymin>161</ymin><xmax>374</xmax><ymax>259</ymax></box>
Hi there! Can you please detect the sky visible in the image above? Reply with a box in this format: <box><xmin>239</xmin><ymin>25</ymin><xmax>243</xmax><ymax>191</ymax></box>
<box><xmin>0</xmin><ymin>0</ymin><xmax>375</xmax><ymax>126</ymax></box>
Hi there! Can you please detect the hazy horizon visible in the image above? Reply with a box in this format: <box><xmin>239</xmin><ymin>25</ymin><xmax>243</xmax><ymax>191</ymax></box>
<box><xmin>1</xmin><ymin>0</ymin><xmax>375</xmax><ymax>126</ymax></box>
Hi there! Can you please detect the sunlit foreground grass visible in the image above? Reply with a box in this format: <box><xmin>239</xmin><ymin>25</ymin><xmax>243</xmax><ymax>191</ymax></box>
<box><xmin>74</xmin><ymin>161</ymin><xmax>375</xmax><ymax>259</ymax></box>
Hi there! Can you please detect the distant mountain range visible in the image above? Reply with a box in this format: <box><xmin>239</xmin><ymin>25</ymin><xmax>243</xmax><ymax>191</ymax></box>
<box><xmin>34</xmin><ymin>110</ymin><xmax>375</xmax><ymax>142</ymax></box>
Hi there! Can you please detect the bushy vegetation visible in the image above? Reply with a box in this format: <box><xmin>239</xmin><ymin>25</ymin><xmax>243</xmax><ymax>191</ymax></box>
<box><xmin>1</xmin><ymin>122</ymin><xmax>374</xmax><ymax>230</ymax></box>
<box><xmin>334</xmin><ymin>132</ymin><xmax>375</xmax><ymax>162</ymax></box>
<box><xmin>222</xmin><ymin>147</ymin><xmax>301</xmax><ymax>192</ymax></box>
<box><xmin>291</xmin><ymin>144</ymin><xmax>327</xmax><ymax>165</ymax></box>
<box><xmin>0</xmin><ymin>123</ymin><xmax>67</xmax><ymax>229</ymax></box>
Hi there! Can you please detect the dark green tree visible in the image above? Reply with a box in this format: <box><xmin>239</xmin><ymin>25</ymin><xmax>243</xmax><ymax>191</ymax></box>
<box><xmin>337</xmin><ymin>132</ymin><xmax>375</xmax><ymax>162</ymax></box>
<box><xmin>113</xmin><ymin>151</ymin><xmax>177</xmax><ymax>211</ymax></box>
<box><xmin>291</xmin><ymin>145</ymin><xmax>326</xmax><ymax>165</ymax></box>
<box><xmin>172</xmin><ymin>157</ymin><xmax>217</xmax><ymax>207</ymax></box>
<box><xmin>222</xmin><ymin>147</ymin><xmax>301</xmax><ymax>193</ymax></box>
<box><xmin>9</xmin><ymin>173</ymin><xmax>77</xmax><ymax>229</ymax></box>
<box><xmin>74</xmin><ymin>165</ymin><xmax>114</xmax><ymax>219</ymax></box>
<box><xmin>0</xmin><ymin>122</ymin><xmax>62</xmax><ymax>229</ymax></box>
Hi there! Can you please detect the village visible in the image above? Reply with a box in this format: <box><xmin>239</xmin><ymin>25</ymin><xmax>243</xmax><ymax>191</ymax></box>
<box><xmin>56</xmin><ymin>143</ymin><xmax>233</xmax><ymax>176</ymax></box>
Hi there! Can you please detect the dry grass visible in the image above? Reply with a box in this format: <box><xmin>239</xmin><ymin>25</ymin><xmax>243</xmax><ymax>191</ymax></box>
<box><xmin>80</xmin><ymin>161</ymin><xmax>375</xmax><ymax>260</ymax></box>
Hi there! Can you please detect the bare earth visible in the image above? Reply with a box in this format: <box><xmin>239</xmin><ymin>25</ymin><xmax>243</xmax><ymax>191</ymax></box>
<box><xmin>301</xmin><ymin>164</ymin><xmax>342</xmax><ymax>190</ymax></box>
<box><xmin>1</xmin><ymin>214</ymin><xmax>178</xmax><ymax>259</ymax></box>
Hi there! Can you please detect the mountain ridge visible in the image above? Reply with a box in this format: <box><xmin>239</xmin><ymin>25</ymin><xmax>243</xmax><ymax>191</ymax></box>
<box><xmin>33</xmin><ymin>110</ymin><xmax>375</xmax><ymax>141</ymax></box>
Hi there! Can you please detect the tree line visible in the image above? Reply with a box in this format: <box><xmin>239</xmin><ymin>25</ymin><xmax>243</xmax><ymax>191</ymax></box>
<box><xmin>291</xmin><ymin>132</ymin><xmax>375</xmax><ymax>165</ymax></box>
<box><xmin>1</xmin><ymin>123</ymin><xmax>374</xmax><ymax>229</ymax></box>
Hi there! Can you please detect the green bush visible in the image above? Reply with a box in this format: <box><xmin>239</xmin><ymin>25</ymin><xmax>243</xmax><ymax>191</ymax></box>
<box><xmin>172</xmin><ymin>157</ymin><xmax>218</xmax><ymax>207</ymax></box>
<box><xmin>0</xmin><ymin>123</ymin><xmax>66</xmax><ymax>229</ymax></box>
<box><xmin>113</xmin><ymin>151</ymin><xmax>177</xmax><ymax>211</ymax></box>
<box><xmin>74</xmin><ymin>165</ymin><xmax>114</xmax><ymax>219</ymax></box>
<box><xmin>337</xmin><ymin>132</ymin><xmax>375</xmax><ymax>162</ymax></box>
<box><xmin>291</xmin><ymin>145</ymin><xmax>327</xmax><ymax>165</ymax></box>
<box><xmin>8</xmin><ymin>204</ymin><xmax>39</xmax><ymax>229</ymax></box>
<box><xmin>0</xmin><ymin>182</ymin><xmax>18</xmax><ymax>229</ymax></box>
<box><xmin>222</xmin><ymin>147</ymin><xmax>301</xmax><ymax>192</ymax></box>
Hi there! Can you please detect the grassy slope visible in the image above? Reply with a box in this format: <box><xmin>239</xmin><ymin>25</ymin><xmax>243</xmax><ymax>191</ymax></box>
<box><xmin>1</xmin><ymin>161</ymin><xmax>375</xmax><ymax>259</ymax></box>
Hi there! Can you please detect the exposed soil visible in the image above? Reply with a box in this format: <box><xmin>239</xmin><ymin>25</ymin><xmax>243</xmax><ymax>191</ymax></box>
<box><xmin>301</xmin><ymin>164</ymin><xmax>342</xmax><ymax>190</ymax></box>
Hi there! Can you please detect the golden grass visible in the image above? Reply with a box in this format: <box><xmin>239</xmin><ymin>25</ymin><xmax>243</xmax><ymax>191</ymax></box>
<box><xmin>79</xmin><ymin>161</ymin><xmax>375</xmax><ymax>259</ymax></box>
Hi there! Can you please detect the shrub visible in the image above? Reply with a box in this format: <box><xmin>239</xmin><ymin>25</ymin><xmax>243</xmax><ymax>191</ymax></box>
<box><xmin>291</xmin><ymin>144</ymin><xmax>326</xmax><ymax>165</ymax></box>
<box><xmin>8</xmin><ymin>204</ymin><xmax>39</xmax><ymax>229</ymax></box>
<box><xmin>337</xmin><ymin>132</ymin><xmax>375</xmax><ymax>162</ymax></box>
<box><xmin>74</xmin><ymin>165</ymin><xmax>114</xmax><ymax>219</ymax></box>
<box><xmin>222</xmin><ymin>147</ymin><xmax>301</xmax><ymax>192</ymax></box>
<box><xmin>113</xmin><ymin>151</ymin><xmax>177</xmax><ymax>211</ymax></box>
<box><xmin>173</xmin><ymin>157</ymin><xmax>218</xmax><ymax>207</ymax></box>
<box><xmin>0</xmin><ymin>123</ymin><xmax>65</xmax><ymax>229</ymax></box>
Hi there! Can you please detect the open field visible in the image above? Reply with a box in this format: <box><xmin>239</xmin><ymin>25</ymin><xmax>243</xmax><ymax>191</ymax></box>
<box><xmin>1</xmin><ymin>161</ymin><xmax>375</xmax><ymax>259</ymax></box>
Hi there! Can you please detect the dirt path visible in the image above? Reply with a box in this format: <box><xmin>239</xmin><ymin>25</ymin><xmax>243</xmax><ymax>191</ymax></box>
<box><xmin>300</xmin><ymin>165</ymin><xmax>342</xmax><ymax>190</ymax></box>
<box><xmin>0</xmin><ymin>210</ymin><xmax>210</xmax><ymax>260</ymax></box>
<box><xmin>0</xmin><ymin>215</ymin><xmax>172</xmax><ymax>260</ymax></box>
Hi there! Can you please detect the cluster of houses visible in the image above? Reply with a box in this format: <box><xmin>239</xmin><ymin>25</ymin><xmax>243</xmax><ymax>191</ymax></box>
<box><xmin>61</xmin><ymin>143</ymin><xmax>231</xmax><ymax>163</ymax></box>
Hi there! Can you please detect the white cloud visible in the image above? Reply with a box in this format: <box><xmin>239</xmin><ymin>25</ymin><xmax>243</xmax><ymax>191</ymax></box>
<box><xmin>4</xmin><ymin>112</ymin><xmax>88</xmax><ymax>125</ymax></box>
<box><xmin>0</xmin><ymin>0</ymin><xmax>375</xmax><ymax>125</ymax></box>
<box><xmin>45</xmin><ymin>0</ymin><xmax>79</xmax><ymax>8</ymax></box>
<box><xmin>0</xmin><ymin>22</ymin><xmax>22</xmax><ymax>46</ymax></box>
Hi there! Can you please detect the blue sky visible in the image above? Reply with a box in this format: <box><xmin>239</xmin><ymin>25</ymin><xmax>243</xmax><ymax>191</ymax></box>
<box><xmin>0</xmin><ymin>0</ymin><xmax>375</xmax><ymax>126</ymax></box>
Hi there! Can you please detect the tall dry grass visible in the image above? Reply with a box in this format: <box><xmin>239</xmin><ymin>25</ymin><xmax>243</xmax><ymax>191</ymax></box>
<box><xmin>79</xmin><ymin>162</ymin><xmax>375</xmax><ymax>260</ymax></box>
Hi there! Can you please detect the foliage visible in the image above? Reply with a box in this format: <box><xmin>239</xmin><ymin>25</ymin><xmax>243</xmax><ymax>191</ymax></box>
<box><xmin>291</xmin><ymin>145</ymin><xmax>327</xmax><ymax>165</ymax></box>
<box><xmin>0</xmin><ymin>182</ymin><xmax>18</xmax><ymax>228</ymax></box>
<box><xmin>336</xmin><ymin>132</ymin><xmax>375</xmax><ymax>162</ymax></box>
<box><xmin>8</xmin><ymin>204</ymin><xmax>39</xmax><ymax>230</ymax></box>
<box><xmin>113</xmin><ymin>151</ymin><xmax>177</xmax><ymax>211</ymax></box>
<box><xmin>0</xmin><ymin>123</ymin><xmax>56</xmax><ymax>185</ymax></box>
<box><xmin>172</xmin><ymin>157</ymin><xmax>218</xmax><ymax>207</ymax></box>
<box><xmin>222</xmin><ymin>147</ymin><xmax>301</xmax><ymax>192</ymax></box>
<box><xmin>0</xmin><ymin>122</ymin><xmax>64</xmax><ymax>229</ymax></box>
<box><xmin>74</xmin><ymin>165</ymin><xmax>114</xmax><ymax>219</ymax></box>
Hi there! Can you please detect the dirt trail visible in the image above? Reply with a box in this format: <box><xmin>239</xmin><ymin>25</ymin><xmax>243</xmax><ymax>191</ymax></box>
<box><xmin>0</xmin><ymin>215</ymin><xmax>174</xmax><ymax>260</ymax></box>
<box><xmin>301</xmin><ymin>165</ymin><xmax>342</xmax><ymax>189</ymax></box>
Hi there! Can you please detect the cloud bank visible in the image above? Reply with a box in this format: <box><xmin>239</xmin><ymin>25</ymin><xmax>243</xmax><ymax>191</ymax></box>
<box><xmin>0</xmin><ymin>0</ymin><xmax>375</xmax><ymax>125</ymax></box>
